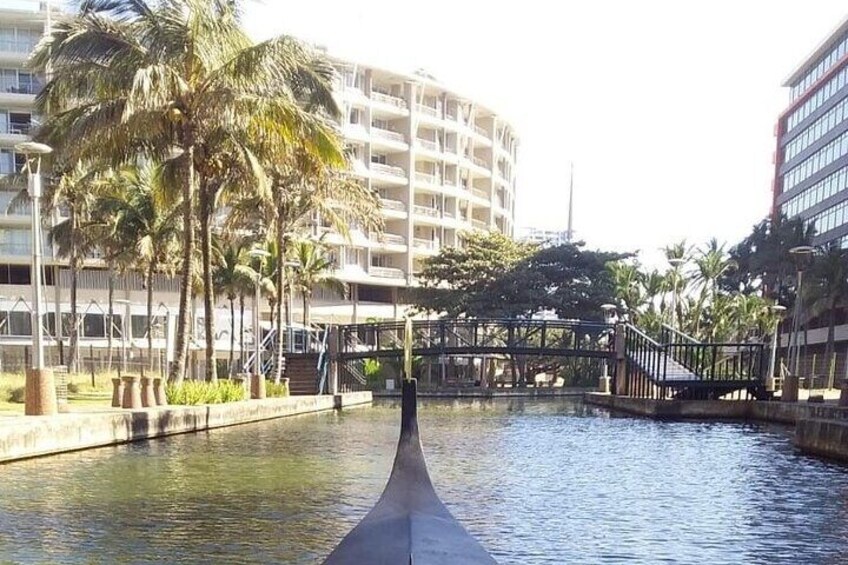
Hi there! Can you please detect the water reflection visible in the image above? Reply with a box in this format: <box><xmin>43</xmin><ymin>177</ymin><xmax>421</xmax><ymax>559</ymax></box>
<box><xmin>0</xmin><ymin>398</ymin><xmax>846</xmax><ymax>564</ymax></box>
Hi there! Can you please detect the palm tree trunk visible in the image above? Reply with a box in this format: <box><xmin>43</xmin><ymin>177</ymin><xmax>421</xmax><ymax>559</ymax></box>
<box><xmin>170</xmin><ymin>145</ymin><xmax>195</xmax><ymax>384</ymax></box>
<box><xmin>107</xmin><ymin>269</ymin><xmax>114</xmax><ymax>371</ymax></box>
<box><xmin>147</xmin><ymin>262</ymin><xmax>155</xmax><ymax>373</ymax></box>
<box><xmin>825</xmin><ymin>299</ymin><xmax>836</xmax><ymax>377</ymax></box>
<box><xmin>239</xmin><ymin>294</ymin><xmax>245</xmax><ymax>373</ymax></box>
<box><xmin>303</xmin><ymin>294</ymin><xmax>308</xmax><ymax>327</ymax></box>
<box><xmin>273</xmin><ymin>217</ymin><xmax>286</xmax><ymax>385</ymax></box>
<box><xmin>68</xmin><ymin>208</ymin><xmax>79</xmax><ymax>373</ymax></box>
<box><xmin>199</xmin><ymin>186</ymin><xmax>217</xmax><ymax>383</ymax></box>
<box><xmin>229</xmin><ymin>297</ymin><xmax>235</xmax><ymax>377</ymax></box>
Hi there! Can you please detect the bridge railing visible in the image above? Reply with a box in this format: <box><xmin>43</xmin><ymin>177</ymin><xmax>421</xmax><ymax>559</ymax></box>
<box><xmin>335</xmin><ymin>318</ymin><xmax>614</xmax><ymax>358</ymax></box>
<box><xmin>665</xmin><ymin>341</ymin><xmax>765</xmax><ymax>383</ymax></box>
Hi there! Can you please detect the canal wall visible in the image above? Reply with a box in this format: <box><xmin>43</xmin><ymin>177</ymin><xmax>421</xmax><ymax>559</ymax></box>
<box><xmin>584</xmin><ymin>394</ymin><xmax>848</xmax><ymax>463</ymax></box>
<box><xmin>374</xmin><ymin>387</ymin><xmax>591</xmax><ymax>399</ymax></box>
<box><xmin>0</xmin><ymin>392</ymin><xmax>372</xmax><ymax>464</ymax></box>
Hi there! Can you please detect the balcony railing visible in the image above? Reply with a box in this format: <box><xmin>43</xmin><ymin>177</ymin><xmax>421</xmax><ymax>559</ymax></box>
<box><xmin>370</xmin><ymin>163</ymin><xmax>406</xmax><ymax>178</ymax></box>
<box><xmin>443</xmin><ymin>177</ymin><xmax>457</xmax><ymax>187</ymax></box>
<box><xmin>369</xmin><ymin>232</ymin><xmax>406</xmax><ymax>246</ymax></box>
<box><xmin>471</xmin><ymin>219</ymin><xmax>488</xmax><ymax>230</ymax></box>
<box><xmin>0</xmin><ymin>39</ymin><xmax>38</xmax><ymax>54</ymax></box>
<box><xmin>472</xmin><ymin>187</ymin><xmax>489</xmax><ymax>200</ymax></box>
<box><xmin>471</xmin><ymin>156</ymin><xmax>489</xmax><ymax>170</ymax></box>
<box><xmin>415</xmin><ymin>138</ymin><xmax>440</xmax><ymax>152</ymax></box>
<box><xmin>415</xmin><ymin>171</ymin><xmax>440</xmax><ymax>185</ymax></box>
<box><xmin>371</xmin><ymin>127</ymin><xmax>406</xmax><ymax>143</ymax></box>
<box><xmin>412</xmin><ymin>238</ymin><xmax>438</xmax><ymax>250</ymax></box>
<box><xmin>416</xmin><ymin>104</ymin><xmax>440</xmax><ymax>118</ymax></box>
<box><xmin>369</xmin><ymin>266</ymin><xmax>405</xmax><ymax>279</ymax></box>
<box><xmin>379</xmin><ymin>197</ymin><xmax>406</xmax><ymax>212</ymax></box>
<box><xmin>0</xmin><ymin>81</ymin><xmax>41</xmax><ymax>95</ymax></box>
<box><xmin>443</xmin><ymin>209</ymin><xmax>455</xmax><ymax>218</ymax></box>
<box><xmin>4</xmin><ymin>123</ymin><xmax>32</xmax><ymax>135</ymax></box>
<box><xmin>371</xmin><ymin>91</ymin><xmax>407</xmax><ymax>109</ymax></box>
<box><xmin>472</xmin><ymin>124</ymin><xmax>488</xmax><ymax>138</ymax></box>
<box><xmin>413</xmin><ymin>204</ymin><xmax>439</xmax><ymax>217</ymax></box>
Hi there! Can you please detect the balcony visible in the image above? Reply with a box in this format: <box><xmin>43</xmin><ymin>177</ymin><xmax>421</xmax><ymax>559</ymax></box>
<box><xmin>471</xmin><ymin>155</ymin><xmax>489</xmax><ymax>170</ymax></box>
<box><xmin>415</xmin><ymin>138</ymin><xmax>440</xmax><ymax>152</ymax></box>
<box><xmin>412</xmin><ymin>238</ymin><xmax>438</xmax><ymax>251</ymax></box>
<box><xmin>0</xmin><ymin>38</ymin><xmax>38</xmax><ymax>55</ymax></box>
<box><xmin>413</xmin><ymin>204</ymin><xmax>440</xmax><ymax>218</ymax></box>
<box><xmin>471</xmin><ymin>218</ymin><xmax>489</xmax><ymax>230</ymax></box>
<box><xmin>370</xmin><ymin>162</ymin><xmax>406</xmax><ymax>179</ymax></box>
<box><xmin>472</xmin><ymin>187</ymin><xmax>489</xmax><ymax>200</ymax></box>
<box><xmin>371</xmin><ymin>91</ymin><xmax>407</xmax><ymax>110</ymax></box>
<box><xmin>415</xmin><ymin>171</ymin><xmax>441</xmax><ymax>185</ymax></box>
<box><xmin>379</xmin><ymin>197</ymin><xmax>406</xmax><ymax>212</ymax></box>
<box><xmin>369</xmin><ymin>266</ymin><xmax>405</xmax><ymax>279</ymax></box>
<box><xmin>0</xmin><ymin>81</ymin><xmax>40</xmax><ymax>95</ymax></box>
<box><xmin>371</xmin><ymin>126</ymin><xmax>406</xmax><ymax>144</ymax></box>
<box><xmin>369</xmin><ymin>232</ymin><xmax>406</xmax><ymax>246</ymax></box>
<box><xmin>3</xmin><ymin>121</ymin><xmax>32</xmax><ymax>135</ymax></box>
<box><xmin>472</xmin><ymin>124</ymin><xmax>488</xmax><ymax>138</ymax></box>
<box><xmin>416</xmin><ymin>104</ymin><xmax>440</xmax><ymax>118</ymax></box>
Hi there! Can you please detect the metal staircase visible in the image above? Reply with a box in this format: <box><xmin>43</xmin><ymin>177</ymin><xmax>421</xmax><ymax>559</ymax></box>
<box><xmin>622</xmin><ymin>323</ymin><xmax>767</xmax><ymax>399</ymax></box>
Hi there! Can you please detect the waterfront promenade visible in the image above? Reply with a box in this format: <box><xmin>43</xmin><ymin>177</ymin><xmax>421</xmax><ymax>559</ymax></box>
<box><xmin>0</xmin><ymin>392</ymin><xmax>372</xmax><ymax>463</ymax></box>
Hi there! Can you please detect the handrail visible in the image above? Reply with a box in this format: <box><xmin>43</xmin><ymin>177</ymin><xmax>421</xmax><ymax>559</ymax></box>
<box><xmin>660</xmin><ymin>323</ymin><xmax>700</xmax><ymax>345</ymax></box>
<box><xmin>624</xmin><ymin>323</ymin><xmax>664</xmax><ymax>349</ymax></box>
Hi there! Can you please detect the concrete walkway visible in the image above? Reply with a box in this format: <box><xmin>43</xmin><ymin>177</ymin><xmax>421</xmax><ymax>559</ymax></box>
<box><xmin>0</xmin><ymin>392</ymin><xmax>372</xmax><ymax>464</ymax></box>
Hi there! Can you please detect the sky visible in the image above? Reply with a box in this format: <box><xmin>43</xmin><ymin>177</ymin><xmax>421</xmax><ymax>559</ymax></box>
<box><xmin>241</xmin><ymin>0</ymin><xmax>848</xmax><ymax>266</ymax></box>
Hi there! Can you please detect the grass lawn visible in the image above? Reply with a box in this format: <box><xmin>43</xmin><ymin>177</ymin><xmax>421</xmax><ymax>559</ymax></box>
<box><xmin>0</xmin><ymin>372</ymin><xmax>114</xmax><ymax>416</ymax></box>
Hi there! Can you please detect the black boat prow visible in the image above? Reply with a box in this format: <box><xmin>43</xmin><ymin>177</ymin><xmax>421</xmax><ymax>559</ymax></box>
<box><xmin>323</xmin><ymin>379</ymin><xmax>497</xmax><ymax>564</ymax></box>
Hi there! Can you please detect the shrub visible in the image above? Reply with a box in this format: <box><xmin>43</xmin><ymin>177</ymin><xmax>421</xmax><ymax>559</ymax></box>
<box><xmin>266</xmin><ymin>380</ymin><xmax>289</xmax><ymax>398</ymax></box>
<box><xmin>166</xmin><ymin>380</ymin><xmax>246</xmax><ymax>405</ymax></box>
<box><xmin>9</xmin><ymin>386</ymin><xmax>25</xmax><ymax>404</ymax></box>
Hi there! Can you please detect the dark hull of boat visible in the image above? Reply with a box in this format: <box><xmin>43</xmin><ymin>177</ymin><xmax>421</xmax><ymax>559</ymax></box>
<box><xmin>323</xmin><ymin>379</ymin><xmax>497</xmax><ymax>564</ymax></box>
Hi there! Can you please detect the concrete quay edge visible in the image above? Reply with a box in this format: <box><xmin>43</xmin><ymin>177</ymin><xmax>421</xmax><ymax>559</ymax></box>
<box><xmin>0</xmin><ymin>392</ymin><xmax>372</xmax><ymax>464</ymax></box>
<box><xmin>584</xmin><ymin>393</ymin><xmax>848</xmax><ymax>463</ymax></box>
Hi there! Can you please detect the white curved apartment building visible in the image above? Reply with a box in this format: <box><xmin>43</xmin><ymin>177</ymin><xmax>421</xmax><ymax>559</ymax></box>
<box><xmin>0</xmin><ymin>3</ymin><xmax>517</xmax><ymax>371</ymax></box>
<box><xmin>308</xmin><ymin>57</ymin><xmax>519</xmax><ymax>321</ymax></box>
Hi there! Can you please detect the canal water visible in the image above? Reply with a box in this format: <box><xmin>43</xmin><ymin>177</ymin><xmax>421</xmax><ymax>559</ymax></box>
<box><xmin>1</xmin><ymin>398</ymin><xmax>847</xmax><ymax>564</ymax></box>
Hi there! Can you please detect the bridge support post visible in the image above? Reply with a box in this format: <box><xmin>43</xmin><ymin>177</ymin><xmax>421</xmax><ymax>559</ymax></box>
<box><xmin>614</xmin><ymin>324</ymin><xmax>628</xmax><ymax>396</ymax></box>
<box><xmin>328</xmin><ymin>326</ymin><xmax>339</xmax><ymax>395</ymax></box>
<box><xmin>840</xmin><ymin>379</ymin><xmax>848</xmax><ymax>407</ymax></box>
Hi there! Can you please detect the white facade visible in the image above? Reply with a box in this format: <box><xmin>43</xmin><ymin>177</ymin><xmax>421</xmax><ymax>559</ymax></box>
<box><xmin>516</xmin><ymin>227</ymin><xmax>571</xmax><ymax>247</ymax></box>
<box><xmin>0</xmin><ymin>5</ymin><xmax>518</xmax><ymax>369</ymax></box>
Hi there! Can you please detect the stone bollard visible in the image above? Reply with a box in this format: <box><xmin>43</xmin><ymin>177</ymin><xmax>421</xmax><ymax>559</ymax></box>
<box><xmin>140</xmin><ymin>377</ymin><xmax>156</xmax><ymax>408</ymax></box>
<box><xmin>598</xmin><ymin>375</ymin><xmax>611</xmax><ymax>394</ymax></box>
<box><xmin>250</xmin><ymin>373</ymin><xmax>266</xmax><ymax>400</ymax></box>
<box><xmin>782</xmin><ymin>375</ymin><xmax>800</xmax><ymax>403</ymax></box>
<box><xmin>154</xmin><ymin>378</ymin><xmax>168</xmax><ymax>406</ymax></box>
<box><xmin>121</xmin><ymin>376</ymin><xmax>143</xmax><ymax>409</ymax></box>
<box><xmin>111</xmin><ymin>377</ymin><xmax>124</xmax><ymax>408</ymax></box>
<box><xmin>25</xmin><ymin>368</ymin><xmax>58</xmax><ymax>416</ymax></box>
<box><xmin>840</xmin><ymin>379</ymin><xmax>848</xmax><ymax>408</ymax></box>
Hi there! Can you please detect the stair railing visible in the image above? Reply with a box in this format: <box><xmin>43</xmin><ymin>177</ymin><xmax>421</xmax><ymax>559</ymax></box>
<box><xmin>316</xmin><ymin>327</ymin><xmax>330</xmax><ymax>394</ymax></box>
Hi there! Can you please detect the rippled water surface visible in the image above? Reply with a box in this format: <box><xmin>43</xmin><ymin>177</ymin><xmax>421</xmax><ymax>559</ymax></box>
<box><xmin>1</xmin><ymin>398</ymin><xmax>848</xmax><ymax>564</ymax></box>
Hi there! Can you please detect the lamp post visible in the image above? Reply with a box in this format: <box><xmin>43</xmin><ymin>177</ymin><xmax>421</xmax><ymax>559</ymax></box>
<box><xmin>784</xmin><ymin>245</ymin><xmax>815</xmax><ymax>402</ymax></box>
<box><xmin>114</xmin><ymin>298</ymin><xmax>131</xmax><ymax>375</ymax></box>
<box><xmin>667</xmin><ymin>257</ymin><xmax>685</xmax><ymax>330</ymax></box>
<box><xmin>15</xmin><ymin>141</ymin><xmax>56</xmax><ymax>415</ymax></box>
<box><xmin>599</xmin><ymin>304</ymin><xmax>617</xmax><ymax>394</ymax></box>
<box><xmin>766</xmin><ymin>304</ymin><xmax>787</xmax><ymax>393</ymax></box>
<box><xmin>249</xmin><ymin>248</ymin><xmax>270</xmax><ymax>399</ymax></box>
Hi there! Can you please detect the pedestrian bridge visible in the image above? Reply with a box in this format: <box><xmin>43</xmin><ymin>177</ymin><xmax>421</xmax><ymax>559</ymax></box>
<box><xmin>321</xmin><ymin>318</ymin><xmax>767</xmax><ymax>399</ymax></box>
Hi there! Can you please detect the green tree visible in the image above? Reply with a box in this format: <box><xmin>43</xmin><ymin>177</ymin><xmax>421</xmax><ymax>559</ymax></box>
<box><xmin>45</xmin><ymin>161</ymin><xmax>102</xmax><ymax>372</ymax></box>
<box><xmin>34</xmin><ymin>0</ymin><xmax>344</xmax><ymax>383</ymax></box>
<box><xmin>804</xmin><ymin>245</ymin><xmax>848</xmax><ymax>366</ymax></box>
<box><xmin>96</xmin><ymin>162</ymin><xmax>181</xmax><ymax>371</ymax></box>
<box><xmin>290</xmin><ymin>238</ymin><xmax>345</xmax><ymax>327</ymax></box>
<box><xmin>213</xmin><ymin>240</ymin><xmax>253</xmax><ymax>375</ymax></box>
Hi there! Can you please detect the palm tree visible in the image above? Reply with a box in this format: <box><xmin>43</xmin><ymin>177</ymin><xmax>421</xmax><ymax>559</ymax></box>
<box><xmin>692</xmin><ymin>239</ymin><xmax>736</xmax><ymax>338</ymax></box>
<box><xmin>805</xmin><ymin>245</ymin><xmax>848</xmax><ymax>370</ymax></box>
<box><xmin>45</xmin><ymin>161</ymin><xmax>102</xmax><ymax>372</ymax></box>
<box><xmin>229</xmin><ymin>160</ymin><xmax>382</xmax><ymax>383</ymax></box>
<box><xmin>607</xmin><ymin>261</ymin><xmax>646</xmax><ymax>322</ymax></box>
<box><xmin>96</xmin><ymin>162</ymin><xmax>181</xmax><ymax>372</ymax></box>
<box><xmin>213</xmin><ymin>240</ymin><xmax>253</xmax><ymax>376</ymax></box>
<box><xmin>33</xmin><ymin>0</ymin><xmax>346</xmax><ymax>383</ymax></box>
<box><xmin>291</xmin><ymin>238</ymin><xmax>345</xmax><ymax>327</ymax></box>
